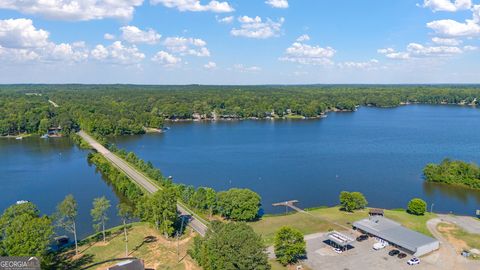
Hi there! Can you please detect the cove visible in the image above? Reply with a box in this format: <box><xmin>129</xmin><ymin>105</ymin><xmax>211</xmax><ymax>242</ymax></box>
<box><xmin>111</xmin><ymin>105</ymin><xmax>480</xmax><ymax>215</ymax></box>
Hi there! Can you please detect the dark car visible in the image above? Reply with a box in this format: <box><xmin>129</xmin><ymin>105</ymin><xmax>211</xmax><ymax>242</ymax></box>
<box><xmin>398</xmin><ymin>253</ymin><xmax>407</xmax><ymax>259</ymax></box>
<box><xmin>389</xmin><ymin>249</ymin><xmax>400</xmax><ymax>256</ymax></box>
<box><xmin>356</xmin><ymin>234</ymin><xmax>368</xmax><ymax>242</ymax></box>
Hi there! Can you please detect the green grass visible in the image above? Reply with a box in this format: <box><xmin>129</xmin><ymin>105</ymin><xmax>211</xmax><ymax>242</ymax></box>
<box><xmin>251</xmin><ymin>207</ymin><xmax>436</xmax><ymax>245</ymax></box>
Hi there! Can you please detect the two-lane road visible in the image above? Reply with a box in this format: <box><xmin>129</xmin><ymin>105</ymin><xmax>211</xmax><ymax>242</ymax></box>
<box><xmin>78</xmin><ymin>131</ymin><xmax>208</xmax><ymax>236</ymax></box>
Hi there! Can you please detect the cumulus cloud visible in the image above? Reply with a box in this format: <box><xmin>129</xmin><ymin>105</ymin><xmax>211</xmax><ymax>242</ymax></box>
<box><xmin>0</xmin><ymin>18</ymin><xmax>88</xmax><ymax>63</ymax></box>
<box><xmin>378</xmin><ymin>42</ymin><xmax>467</xmax><ymax>60</ymax></box>
<box><xmin>231</xmin><ymin>16</ymin><xmax>284</xmax><ymax>39</ymax></box>
<box><xmin>216</xmin><ymin>15</ymin><xmax>234</xmax><ymax>24</ymax></box>
<box><xmin>265</xmin><ymin>0</ymin><xmax>288</xmax><ymax>9</ymax></box>
<box><xmin>421</xmin><ymin>0</ymin><xmax>472</xmax><ymax>12</ymax></box>
<box><xmin>104</xmin><ymin>33</ymin><xmax>116</xmax><ymax>40</ymax></box>
<box><xmin>163</xmin><ymin>36</ymin><xmax>210</xmax><ymax>57</ymax></box>
<box><xmin>279</xmin><ymin>41</ymin><xmax>336</xmax><ymax>65</ymax></box>
<box><xmin>427</xmin><ymin>19</ymin><xmax>480</xmax><ymax>37</ymax></box>
<box><xmin>431</xmin><ymin>37</ymin><xmax>462</xmax><ymax>45</ymax></box>
<box><xmin>204</xmin><ymin>61</ymin><xmax>217</xmax><ymax>69</ymax></box>
<box><xmin>91</xmin><ymin>41</ymin><xmax>145</xmax><ymax>65</ymax></box>
<box><xmin>233</xmin><ymin>64</ymin><xmax>261</xmax><ymax>72</ymax></box>
<box><xmin>151</xmin><ymin>0</ymin><xmax>234</xmax><ymax>13</ymax></box>
<box><xmin>151</xmin><ymin>50</ymin><xmax>182</xmax><ymax>66</ymax></box>
<box><xmin>0</xmin><ymin>0</ymin><xmax>143</xmax><ymax>21</ymax></box>
<box><xmin>338</xmin><ymin>59</ymin><xmax>380</xmax><ymax>69</ymax></box>
<box><xmin>120</xmin><ymin>25</ymin><xmax>161</xmax><ymax>44</ymax></box>
<box><xmin>296</xmin><ymin>34</ymin><xmax>310</xmax><ymax>42</ymax></box>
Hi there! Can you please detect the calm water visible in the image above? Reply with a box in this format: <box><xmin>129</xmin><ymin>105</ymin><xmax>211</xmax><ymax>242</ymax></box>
<box><xmin>112</xmin><ymin>105</ymin><xmax>480</xmax><ymax>215</ymax></box>
<box><xmin>0</xmin><ymin>137</ymin><xmax>124</xmax><ymax>239</ymax></box>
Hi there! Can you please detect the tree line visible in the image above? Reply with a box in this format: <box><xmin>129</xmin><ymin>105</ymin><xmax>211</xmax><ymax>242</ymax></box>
<box><xmin>424</xmin><ymin>158</ymin><xmax>480</xmax><ymax>190</ymax></box>
<box><xmin>2</xmin><ymin>85</ymin><xmax>480</xmax><ymax>136</ymax></box>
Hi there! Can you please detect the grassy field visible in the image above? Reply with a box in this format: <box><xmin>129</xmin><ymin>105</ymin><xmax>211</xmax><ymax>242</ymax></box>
<box><xmin>56</xmin><ymin>222</ymin><xmax>200</xmax><ymax>270</ymax></box>
<box><xmin>250</xmin><ymin>206</ymin><xmax>436</xmax><ymax>245</ymax></box>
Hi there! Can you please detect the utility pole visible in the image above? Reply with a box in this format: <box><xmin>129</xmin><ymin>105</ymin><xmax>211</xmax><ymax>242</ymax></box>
<box><xmin>430</xmin><ymin>203</ymin><xmax>434</xmax><ymax>213</ymax></box>
<box><xmin>177</xmin><ymin>216</ymin><xmax>185</xmax><ymax>263</ymax></box>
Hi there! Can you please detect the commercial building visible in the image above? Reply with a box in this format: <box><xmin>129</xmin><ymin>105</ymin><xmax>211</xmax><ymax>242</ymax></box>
<box><xmin>353</xmin><ymin>216</ymin><xmax>439</xmax><ymax>257</ymax></box>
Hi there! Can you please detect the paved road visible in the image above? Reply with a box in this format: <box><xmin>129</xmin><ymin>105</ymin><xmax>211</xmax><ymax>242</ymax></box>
<box><xmin>78</xmin><ymin>131</ymin><xmax>208</xmax><ymax>236</ymax></box>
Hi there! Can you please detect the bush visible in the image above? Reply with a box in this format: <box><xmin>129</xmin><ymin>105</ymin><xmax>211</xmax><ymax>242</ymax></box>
<box><xmin>407</xmin><ymin>198</ymin><xmax>427</xmax><ymax>215</ymax></box>
<box><xmin>274</xmin><ymin>227</ymin><xmax>306</xmax><ymax>265</ymax></box>
<box><xmin>339</xmin><ymin>191</ymin><xmax>368</xmax><ymax>212</ymax></box>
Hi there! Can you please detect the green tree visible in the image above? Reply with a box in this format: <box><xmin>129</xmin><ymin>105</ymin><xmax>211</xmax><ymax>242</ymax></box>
<box><xmin>55</xmin><ymin>194</ymin><xmax>79</xmax><ymax>254</ymax></box>
<box><xmin>407</xmin><ymin>198</ymin><xmax>427</xmax><ymax>215</ymax></box>
<box><xmin>189</xmin><ymin>221</ymin><xmax>270</xmax><ymax>270</ymax></box>
<box><xmin>216</xmin><ymin>188</ymin><xmax>261</xmax><ymax>221</ymax></box>
<box><xmin>274</xmin><ymin>227</ymin><xmax>306</xmax><ymax>265</ymax></box>
<box><xmin>138</xmin><ymin>189</ymin><xmax>177</xmax><ymax>238</ymax></box>
<box><xmin>205</xmin><ymin>187</ymin><xmax>216</xmax><ymax>217</ymax></box>
<box><xmin>117</xmin><ymin>203</ymin><xmax>133</xmax><ymax>257</ymax></box>
<box><xmin>91</xmin><ymin>196</ymin><xmax>111</xmax><ymax>242</ymax></box>
<box><xmin>0</xmin><ymin>202</ymin><xmax>53</xmax><ymax>260</ymax></box>
<box><xmin>339</xmin><ymin>191</ymin><xmax>368</xmax><ymax>212</ymax></box>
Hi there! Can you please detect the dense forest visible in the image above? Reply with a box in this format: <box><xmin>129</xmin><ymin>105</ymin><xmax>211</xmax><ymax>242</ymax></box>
<box><xmin>424</xmin><ymin>159</ymin><xmax>480</xmax><ymax>190</ymax></box>
<box><xmin>1</xmin><ymin>84</ymin><xmax>479</xmax><ymax>136</ymax></box>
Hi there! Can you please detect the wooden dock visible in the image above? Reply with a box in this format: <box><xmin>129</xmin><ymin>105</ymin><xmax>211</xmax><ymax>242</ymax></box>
<box><xmin>272</xmin><ymin>200</ymin><xmax>307</xmax><ymax>214</ymax></box>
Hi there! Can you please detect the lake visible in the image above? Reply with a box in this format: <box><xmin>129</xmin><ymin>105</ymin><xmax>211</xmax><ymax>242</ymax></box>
<box><xmin>112</xmin><ymin>105</ymin><xmax>480</xmax><ymax>215</ymax></box>
<box><xmin>0</xmin><ymin>137</ymin><xmax>124</xmax><ymax>239</ymax></box>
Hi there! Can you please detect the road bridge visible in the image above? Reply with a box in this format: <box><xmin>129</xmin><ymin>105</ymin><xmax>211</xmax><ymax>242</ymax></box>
<box><xmin>78</xmin><ymin>131</ymin><xmax>209</xmax><ymax>236</ymax></box>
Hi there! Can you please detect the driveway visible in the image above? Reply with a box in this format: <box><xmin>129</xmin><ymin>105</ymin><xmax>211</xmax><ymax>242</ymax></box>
<box><xmin>437</xmin><ymin>214</ymin><xmax>480</xmax><ymax>234</ymax></box>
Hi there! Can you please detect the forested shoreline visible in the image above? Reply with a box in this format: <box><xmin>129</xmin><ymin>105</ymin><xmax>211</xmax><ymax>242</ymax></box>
<box><xmin>1</xmin><ymin>84</ymin><xmax>480</xmax><ymax>136</ymax></box>
<box><xmin>424</xmin><ymin>159</ymin><xmax>480</xmax><ymax>190</ymax></box>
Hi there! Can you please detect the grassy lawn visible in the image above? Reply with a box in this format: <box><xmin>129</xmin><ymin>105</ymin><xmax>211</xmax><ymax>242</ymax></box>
<box><xmin>269</xmin><ymin>259</ymin><xmax>312</xmax><ymax>270</ymax></box>
<box><xmin>56</xmin><ymin>222</ymin><xmax>200</xmax><ymax>270</ymax></box>
<box><xmin>250</xmin><ymin>206</ymin><xmax>436</xmax><ymax>245</ymax></box>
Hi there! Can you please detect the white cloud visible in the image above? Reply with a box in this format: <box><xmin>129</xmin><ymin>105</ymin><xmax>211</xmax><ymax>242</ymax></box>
<box><xmin>427</xmin><ymin>19</ymin><xmax>480</xmax><ymax>37</ymax></box>
<box><xmin>378</xmin><ymin>42</ymin><xmax>465</xmax><ymax>60</ymax></box>
<box><xmin>233</xmin><ymin>64</ymin><xmax>261</xmax><ymax>72</ymax></box>
<box><xmin>296</xmin><ymin>34</ymin><xmax>310</xmax><ymax>42</ymax></box>
<box><xmin>216</xmin><ymin>15</ymin><xmax>234</xmax><ymax>24</ymax></box>
<box><xmin>152</xmin><ymin>50</ymin><xmax>182</xmax><ymax>66</ymax></box>
<box><xmin>422</xmin><ymin>0</ymin><xmax>472</xmax><ymax>12</ymax></box>
<box><xmin>231</xmin><ymin>16</ymin><xmax>284</xmax><ymax>39</ymax></box>
<box><xmin>431</xmin><ymin>37</ymin><xmax>462</xmax><ymax>45</ymax></box>
<box><xmin>279</xmin><ymin>41</ymin><xmax>336</xmax><ymax>65</ymax></box>
<box><xmin>338</xmin><ymin>59</ymin><xmax>380</xmax><ymax>69</ymax></box>
<box><xmin>163</xmin><ymin>36</ymin><xmax>210</xmax><ymax>57</ymax></box>
<box><xmin>120</xmin><ymin>25</ymin><xmax>161</xmax><ymax>44</ymax></box>
<box><xmin>265</xmin><ymin>0</ymin><xmax>288</xmax><ymax>9</ymax></box>
<box><xmin>0</xmin><ymin>18</ymin><xmax>88</xmax><ymax>63</ymax></box>
<box><xmin>463</xmin><ymin>45</ymin><xmax>478</xmax><ymax>51</ymax></box>
<box><xmin>0</xmin><ymin>0</ymin><xmax>143</xmax><ymax>21</ymax></box>
<box><xmin>91</xmin><ymin>41</ymin><xmax>145</xmax><ymax>65</ymax></box>
<box><xmin>204</xmin><ymin>61</ymin><xmax>217</xmax><ymax>69</ymax></box>
<box><xmin>104</xmin><ymin>33</ymin><xmax>116</xmax><ymax>40</ymax></box>
<box><xmin>151</xmin><ymin>0</ymin><xmax>234</xmax><ymax>13</ymax></box>
<box><xmin>0</xmin><ymin>18</ymin><xmax>49</xmax><ymax>48</ymax></box>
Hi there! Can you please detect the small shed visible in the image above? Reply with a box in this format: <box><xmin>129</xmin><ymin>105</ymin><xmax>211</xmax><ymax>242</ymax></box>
<box><xmin>369</xmin><ymin>208</ymin><xmax>384</xmax><ymax>216</ymax></box>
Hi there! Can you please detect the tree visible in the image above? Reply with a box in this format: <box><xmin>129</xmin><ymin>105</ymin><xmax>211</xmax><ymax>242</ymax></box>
<box><xmin>407</xmin><ymin>198</ymin><xmax>427</xmax><ymax>215</ymax></box>
<box><xmin>91</xmin><ymin>196</ymin><xmax>111</xmax><ymax>242</ymax></box>
<box><xmin>216</xmin><ymin>188</ymin><xmax>261</xmax><ymax>221</ymax></box>
<box><xmin>274</xmin><ymin>227</ymin><xmax>306</xmax><ymax>266</ymax></box>
<box><xmin>117</xmin><ymin>203</ymin><xmax>133</xmax><ymax>257</ymax></box>
<box><xmin>339</xmin><ymin>191</ymin><xmax>368</xmax><ymax>212</ymax></box>
<box><xmin>56</xmin><ymin>194</ymin><xmax>79</xmax><ymax>254</ymax></box>
<box><xmin>189</xmin><ymin>221</ymin><xmax>270</xmax><ymax>270</ymax></box>
<box><xmin>0</xmin><ymin>202</ymin><xmax>53</xmax><ymax>260</ymax></box>
<box><xmin>138</xmin><ymin>188</ymin><xmax>178</xmax><ymax>238</ymax></box>
<box><xmin>205</xmin><ymin>187</ymin><xmax>216</xmax><ymax>217</ymax></box>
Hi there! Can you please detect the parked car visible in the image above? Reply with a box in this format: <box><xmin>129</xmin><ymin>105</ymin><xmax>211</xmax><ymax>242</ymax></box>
<box><xmin>398</xmin><ymin>253</ymin><xmax>407</xmax><ymax>259</ymax></box>
<box><xmin>388</xmin><ymin>249</ymin><xmax>400</xmax><ymax>256</ymax></box>
<box><xmin>356</xmin><ymin>234</ymin><xmax>368</xmax><ymax>242</ymax></box>
<box><xmin>373</xmin><ymin>242</ymin><xmax>388</xmax><ymax>250</ymax></box>
<box><xmin>332</xmin><ymin>247</ymin><xmax>343</xmax><ymax>254</ymax></box>
<box><xmin>407</xmin><ymin>257</ymin><xmax>420</xmax><ymax>265</ymax></box>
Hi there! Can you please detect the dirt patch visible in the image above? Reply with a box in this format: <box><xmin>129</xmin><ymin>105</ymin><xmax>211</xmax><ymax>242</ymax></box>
<box><xmin>438</xmin><ymin>223</ymin><xmax>469</xmax><ymax>252</ymax></box>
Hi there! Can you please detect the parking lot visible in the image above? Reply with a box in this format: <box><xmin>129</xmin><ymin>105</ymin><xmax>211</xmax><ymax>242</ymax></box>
<box><xmin>304</xmin><ymin>232</ymin><xmax>438</xmax><ymax>270</ymax></box>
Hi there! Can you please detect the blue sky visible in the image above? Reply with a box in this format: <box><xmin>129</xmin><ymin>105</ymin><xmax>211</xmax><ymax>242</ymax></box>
<box><xmin>0</xmin><ymin>0</ymin><xmax>479</xmax><ymax>84</ymax></box>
